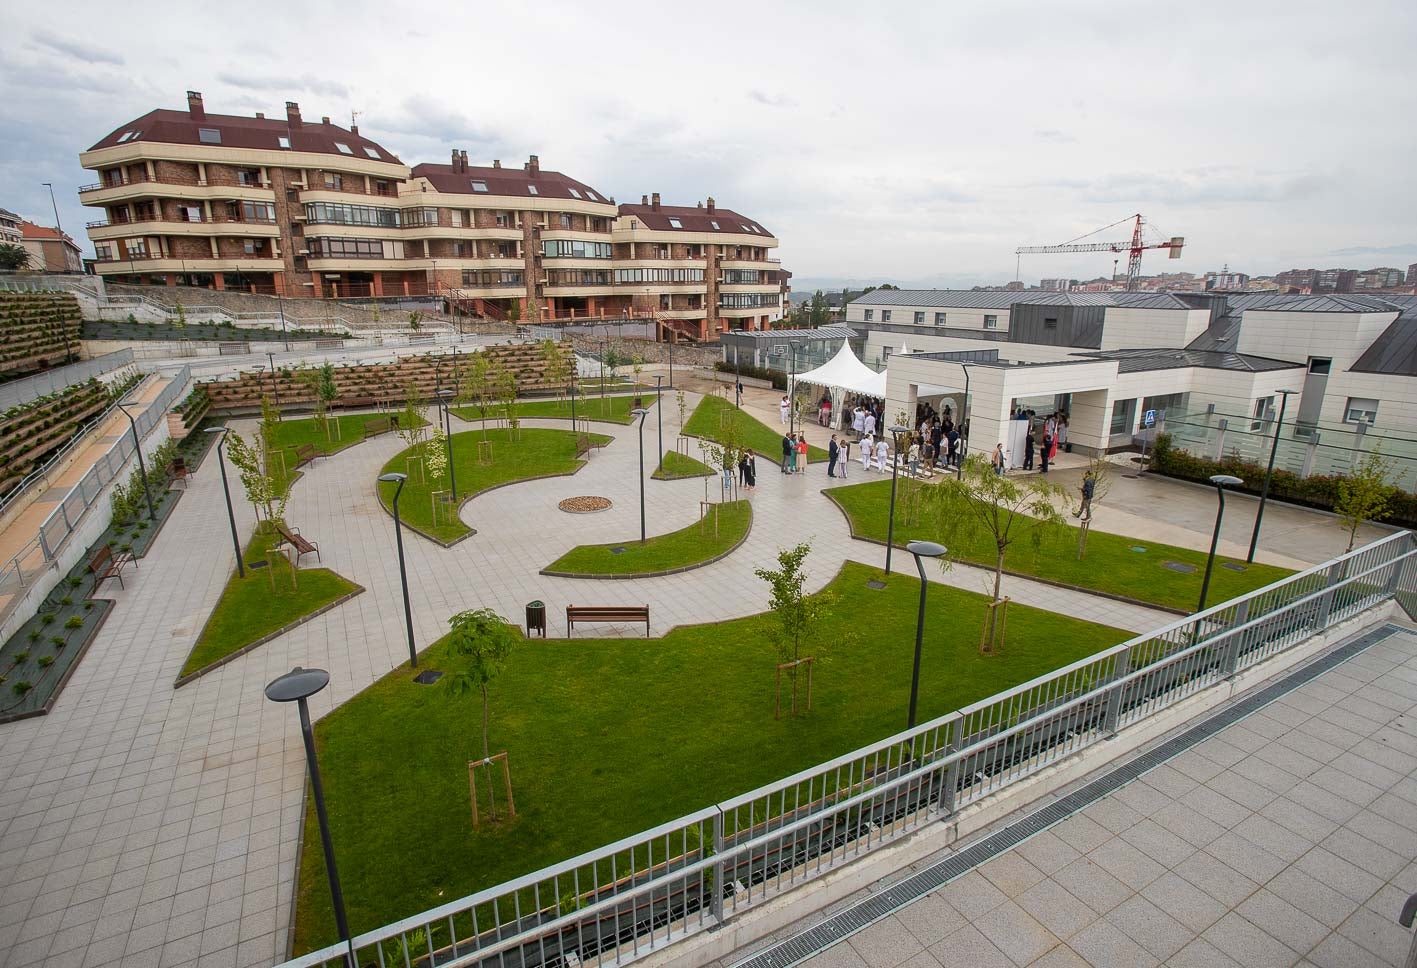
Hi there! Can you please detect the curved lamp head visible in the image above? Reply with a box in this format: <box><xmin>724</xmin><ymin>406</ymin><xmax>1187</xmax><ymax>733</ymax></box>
<box><xmin>204</xmin><ymin>425</ymin><xmax>229</xmax><ymax>436</ymax></box>
<box><xmin>889</xmin><ymin>424</ymin><xmax>910</xmax><ymax>436</ymax></box>
<box><xmin>1210</xmin><ymin>474</ymin><xmax>1244</xmax><ymax>488</ymax></box>
<box><xmin>264</xmin><ymin>666</ymin><xmax>330</xmax><ymax>703</ymax></box>
<box><xmin>436</xmin><ymin>388</ymin><xmax>454</xmax><ymax>399</ymax></box>
<box><xmin>378</xmin><ymin>472</ymin><xmax>407</xmax><ymax>484</ymax></box>
<box><xmin>906</xmin><ymin>540</ymin><xmax>947</xmax><ymax>559</ymax></box>
<box><xmin>632</xmin><ymin>408</ymin><xmax>650</xmax><ymax>418</ymax></box>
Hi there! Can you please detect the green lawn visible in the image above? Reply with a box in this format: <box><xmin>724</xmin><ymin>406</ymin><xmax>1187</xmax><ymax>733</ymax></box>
<box><xmin>453</xmin><ymin>393</ymin><xmax>646</xmax><ymax>426</ymax></box>
<box><xmin>830</xmin><ymin>479</ymin><xmax>1292</xmax><ymax>612</ymax></box>
<box><xmin>544</xmin><ymin>500</ymin><xmax>751</xmax><ymax>576</ymax></box>
<box><xmin>376</xmin><ymin>427</ymin><xmax>612</xmax><ymax>544</ymax></box>
<box><xmin>292</xmin><ymin>561</ymin><xmax>1129</xmax><ymax>952</ymax></box>
<box><xmin>652</xmin><ymin>449</ymin><xmax>714</xmax><ymax>480</ymax></box>
<box><xmin>178</xmin><ymin>526</ymin><xmax>360</xmax><ymax>680</ymax></box>
<box><xmin>684</xmin><ymin>395</ymin><xmax>828</xmax><ymax>464</ymax></box>
<box><xmin>264</xmin><ymin>413</ymin><xmax>427</xmax><ymax>495</ymax></box>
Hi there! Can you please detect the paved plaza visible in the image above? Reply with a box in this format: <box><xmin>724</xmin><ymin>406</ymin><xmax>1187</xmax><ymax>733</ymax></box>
<box><xmin>751</xmin><ymin>625</ymin><xmax>1417</xmax><ymax>968</ymax></box>
<box><xmin>0</xmin><ymin>376</ymin><xmax>1404</xmax><ymax>968</ymax></box>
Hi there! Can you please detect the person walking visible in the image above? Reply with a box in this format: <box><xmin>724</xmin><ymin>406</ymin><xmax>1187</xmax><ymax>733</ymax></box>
<box><xmin>743</xmin><ymin>449</ymin><xmax>757</xmax><ymax>490</ymax></box>
<box><xmin>947</xmin><ymin>427</ymin><xmax>960</xmax><ymax>468</ymax></box>
<box><xmin>863</xmin><ymin>409</ymin><xmax>876</xmax><ymax>439</ymax></box>
<box><xmin>828</xmin><ymin>434</ymin><xmax>840</xmax><ymax>478</ymax></box>
<box><xmin>780</xmin><ymin>395</ymin><xmax>790</xmax><ymax>425</ymax></box>
<box><xmin>1076</xmin><ymin>470</ymin><xmax>1095</xmax><ymax>518</ymax></box>
<box><xmin>781</xmin><ymin>431</ymin><xmax>792</xmax><ymax>473</ymax></box>
<box><xmin>738</xmin><ymin>450</ymin><xmax>751</xmax><ymax>488</ymax></box>
<box><xmin>907</xmin><ymin>436</ymin><xmax>921</xmax><ymax>477</ymax></box>
<box><xmin>992</xmin><ymin>443</ymin><xmax>1006</xmax><ymax>476</ymax></box>
<box><xmin>860</xmin><ymin>432</ymin><xmax>874</xmax><ymax>472</ymax></box>
<box><xmin>838</xmin><ymin>439</ymin><xmax>850</xmax><ymax>479</ymax></box>
<box><xmin>796</xmin><ymin>434</ymin><xmax>808</xmax><ymax>474</ymax></box>
<box><xmin>875</xmin><ymin>436</ymin><xmax>889</xmax><ymax>473</ymax></box>
<box><xmin>1058</xmin><ymin>415</ymin><xmax>1070</xmax><ymax>453</ymax></box>
<box><xmin>1023</xmin><ymin>429</ymin><xmax>1035</xmax><ymax>471</ymax></box>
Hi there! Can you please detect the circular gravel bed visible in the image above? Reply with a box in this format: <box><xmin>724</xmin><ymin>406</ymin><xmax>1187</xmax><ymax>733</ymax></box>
<box><xmin>558</xmin><ymin>496</ymin><xmax>613</xmax><ymax>513</ymax></box>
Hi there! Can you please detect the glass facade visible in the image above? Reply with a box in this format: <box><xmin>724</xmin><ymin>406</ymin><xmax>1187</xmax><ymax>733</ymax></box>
<box><xmin>613</xmin><ymin>268</ymin><xmax>704</xmax><ymax>283</ymax></box>
<box><xmin>542</xmin><ymin>239</ymin><xmax>612</xmax><ymax>259</ymax></box>
<box><xmin>305</xmin><ymin>203</ymin><xmax>400</xmax><ymax>227</ymax></box>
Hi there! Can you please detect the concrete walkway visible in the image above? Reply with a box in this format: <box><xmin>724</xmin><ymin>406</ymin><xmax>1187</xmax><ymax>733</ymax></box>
<box><xmin>0</xmin><ymin>381</ymin><xmax>1371</xmax><ymax>968</ymax></box>
<box><xmin>784</xmin><ymin>624</ymin><xmax>1417</xmax><ymax>968</ymax></box>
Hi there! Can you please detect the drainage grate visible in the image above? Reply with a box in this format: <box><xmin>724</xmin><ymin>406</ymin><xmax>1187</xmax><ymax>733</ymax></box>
<box><xmin>732</xmin><ymin>622</ymin><xmax>1404</xmax><ymax>968</ymax></box>
<box><xmin>1162</xmin><ymin>561</ymin><xmax>1197</xmax><ymax>574</ymax></box>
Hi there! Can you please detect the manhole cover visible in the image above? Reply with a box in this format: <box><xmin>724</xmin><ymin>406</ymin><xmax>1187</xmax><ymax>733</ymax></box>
<box><xmin>1161</xmin><ymin>561</ymin><xmax>1197</xmax><ymax>574</ymax></box>
<box><xmin>610</xmin><ymin>547</ymin><xmax>627</xmax><ymax>555</ymax></box>
<box><xmin>414</xmin><ymin>669</ymin><xmax>443</xmax><ymax>685</ymax></box>
<box><xmin>1130</xmin><ymin>546</ymin><xmax>1148</xmax><ymax>553</ymax></box>
<box><xmin>1222</xmin><ymin>562</ymin><xmax>1248</xmax><ymax>572</ymax></box>
<box><xmin>866</xmin><ymin>580</ymin><xmax>887</xmax><ymax>590</ymax></box>
<box><xmin>249</xmin><ymin>560</ymin><xmax>269</xmax><ymax>570</ymax></box>
<box><xmin>559</xmin><ymin>496</ymin><xmax>613</xmax><ymax>513</ymax></box>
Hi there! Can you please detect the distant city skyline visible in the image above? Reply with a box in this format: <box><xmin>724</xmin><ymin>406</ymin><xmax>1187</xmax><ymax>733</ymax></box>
<box><xmin>2</xmin><ymin>0</ymin><xmax>1416</xmax><ymax>283</ymax></box>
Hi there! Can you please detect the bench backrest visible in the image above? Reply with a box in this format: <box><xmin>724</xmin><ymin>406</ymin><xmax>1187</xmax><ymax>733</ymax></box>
<box><xmin>567</xmin><ymin>605</ymin><xmax>649</xmax><ymax>617</ymax></box>
<box><xmin>89</xmin><ymin>546</ymin><xmax>112</xmax><ymax>571</ymax></box>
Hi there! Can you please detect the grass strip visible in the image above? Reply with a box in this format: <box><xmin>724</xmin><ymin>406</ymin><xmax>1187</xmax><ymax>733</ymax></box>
<box><xmin>684</xmin><ymin>395</ymin><xmax>828</xmax><ymax>464</ymax></box>
<box><xmin>544</xmin><ymin>500</ymin><xmax>751</xmax><ymax>576</ymax></box>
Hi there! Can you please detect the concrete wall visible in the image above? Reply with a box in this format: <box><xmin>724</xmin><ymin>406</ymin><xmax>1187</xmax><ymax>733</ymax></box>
<box><xmin>1099</xmin><ymin>307</ymin><xmax>1211</xmax><ymax>350</ymax></box>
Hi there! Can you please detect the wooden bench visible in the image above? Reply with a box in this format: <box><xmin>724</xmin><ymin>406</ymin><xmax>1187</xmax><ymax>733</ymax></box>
<box><xmin>89</xmin><ymin>545</ymin><xmax>135</xmax><ymax>591</ymax></box>
<box><xmin>168</xmin><ymin>457</ymin><xmax>191</xmax><ymax>488</ymax></box>
<box><xmin>574</xmin><ymin>435</ymin><xmax>602</xmax><ymax>459</ymax></box>
<box><xmin>566</xmin><ymin>605</ymin><xmax>650</xmax><ymax>638</ymax></box>
<box><xmin>275</xmin><ymin>525</ymin><xmax>321</xmax><ymax>566</ymax></box>
<box><xmin>293</xmin><ymin>444</ymin><xmax>321</xmax><ymax>467</ymax></box>
<box><xmin>364</xmin><ymin>416</ymin><xmax>396</xmax><ymax>437</ymax></box>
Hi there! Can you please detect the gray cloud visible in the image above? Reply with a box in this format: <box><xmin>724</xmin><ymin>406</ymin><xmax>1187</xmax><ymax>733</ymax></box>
<box><xmin>749</xmin><ymin>90</ymin><xmax>796</xmax><ymax>108</ymax></box>
<box><xmin>216</xmin><ymin>72</ymin><xmax>350</xmax><ymax>99</ymax></box>
<box><xmin>30</xmin><ymin>30</ymin><xmax>123</xmax><ymax>65</ymax></box>
<box><xmin>1329</xmin><ymin>243</ymin><xmax>1417</xmax><ymax>257</ymax></box>
<box><xmin>1034</xmin><ymin>129</ymin><xmax>1075</xmax><ymax>143</ymax></box>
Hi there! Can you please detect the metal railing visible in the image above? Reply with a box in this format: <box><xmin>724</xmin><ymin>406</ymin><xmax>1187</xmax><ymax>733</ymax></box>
<box><xmin>0</xmin><ymin>349</ymin><xmax>136</xmax><ymax>411</ymax></box>
<box><xmin>281</xmin><ymin>529</ymin><xmax>1417</xmax><ymax>968</ymax></box>
<box><xmin>0</xmin><ymin>367</ymin><xmax>192</xmax><ymax>599</ymax></box>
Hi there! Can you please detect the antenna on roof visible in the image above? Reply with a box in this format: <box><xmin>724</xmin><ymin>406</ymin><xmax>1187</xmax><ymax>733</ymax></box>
<box><xmin>350</xmin><ymin>109</ymin><xmax>362</xmax><ymax>127</ymax></box>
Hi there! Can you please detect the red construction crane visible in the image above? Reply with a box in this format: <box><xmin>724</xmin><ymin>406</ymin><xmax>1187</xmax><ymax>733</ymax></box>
<box><xmin>1015</xmin><ymin>214</ymin><xmax>1185</xmax><ymax>291</ymax></box>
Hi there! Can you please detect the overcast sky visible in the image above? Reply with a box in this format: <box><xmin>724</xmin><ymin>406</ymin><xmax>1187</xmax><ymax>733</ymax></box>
<box><xmin>4</xmin><ymin>0</ymin><xmax>1416</xmax><ymax>289</ymax></box>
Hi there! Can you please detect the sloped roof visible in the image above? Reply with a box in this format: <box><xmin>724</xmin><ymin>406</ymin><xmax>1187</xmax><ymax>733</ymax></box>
<box><xmin>1076</xmin><ymin>348</ymin><xmax>1303</xmax><ymax>373</ymax></box>
<box><xmin>794</xmin><ymin>340</ymin><xmax>886</xmax><ymax>397</ymax></box>
<box><xmin>18</xmin><ymin>221</ymin><xmax>80</xmax><ymax>249</ymax></box>
<box><xmin>617</xmin><ymin>203</ymin><xmax>773</xmax><ymax>238</ymax></box>
<box><xmin>1221</xmin><ymin>292</ymin><xmax>1405</xmax><ymax>313</ymax></box>
<box><xmin>88</xmin><ymin>109</ymin><xmax>403</xmax><ymax>163</ymax></box>
<box><xmin>848</xmin><ymin>289</ymin><xmax>1119</xmax><ymax>309</ymax></box>
<box><xmin>1351</xmin><ymin>306</ymin><xmax>1417</xmax><ymax>376</ymax></box>
<box><xmin>410</xmin><ymin>163</ymin><xmax>610</xmax><ymax>203</ymax></box>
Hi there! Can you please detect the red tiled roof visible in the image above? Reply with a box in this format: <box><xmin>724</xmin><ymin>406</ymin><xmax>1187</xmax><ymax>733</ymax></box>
<box><xmin>87</xmin><ymin>110</ymin><xmax>403</xmax><ymax>164</ymax></box>
<box><xmin>409</xmin><ymin>163</ymin><xmax>611</xmax><ymax>203</ymax></box>
<box><xmin>617</xmin><ymin>203</ymin><xmax>773</xmax><ymax>238</ymax></box>
<box><xmin>19</xmin><ymin>221</ymin><xmax>79</xmax><ymax>247</ymax></box>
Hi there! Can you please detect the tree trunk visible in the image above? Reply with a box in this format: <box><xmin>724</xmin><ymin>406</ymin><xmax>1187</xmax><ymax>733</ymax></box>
<box><xmin>481</xmin><ymin>683</ymin><xmax>490</xmax><ymax>761</ymax></box>
<box><xmin>1346</xmin><ymin>523</ymin><xmax>1358</xmax><ymax>553</ymax></box>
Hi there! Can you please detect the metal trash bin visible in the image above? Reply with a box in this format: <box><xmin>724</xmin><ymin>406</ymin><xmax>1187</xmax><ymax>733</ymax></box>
<box><xmin>526</xmin><ymin>600</ymin><xmax>546</xmax><ymax>638</ymax></box>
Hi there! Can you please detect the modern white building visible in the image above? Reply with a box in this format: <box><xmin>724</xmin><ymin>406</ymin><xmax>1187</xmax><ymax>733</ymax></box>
<box><xmin>844</xmin><ymin>289</ymin><xmax>1417</xmax><ymax>478</ymax></box>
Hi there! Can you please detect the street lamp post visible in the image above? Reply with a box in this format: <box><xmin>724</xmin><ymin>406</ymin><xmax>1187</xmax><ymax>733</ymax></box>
<box><xmin>41</xmin><ymin>182</ymin><xmax>63</xmax><ymax>236</ymax></box>
<box><xmin>632</xmin><ymin>409</ymin><xmax>650</xmax><ymax>543</ymax></box>
<box><xmin>653</xmin><ymin>374</ymin><xmax>664</xmax><ymax>471</ymax></box>
<box><xmin>1246</xmin><ymin>389</ymin><xmax>1296</xmax><ymax>564</ymax></box>
<box><xmin>264</xmin><ymin>668</ymin><xmax>355</xmax><ymax>968</ymax></box>
<box><xmin>115</xmin><ymin>402</ymin><xmax>155</xmax><ymax>521</ymax></box>
<box><xmin>568</xmin><ymin>384</ymin><xmax>578</xmax><ymax>434</ymax></box>
<box><xmin>734</xmin><ymin>344</ymin><xmax>742</xmax><ymax>409</ymax></box>
<box><xmin>437</xmin><ymin>389</ymin><xmax>457</xmax><ymax>500</ymax></box>
<box><xmin>957</xmin><ymin>363</ymin><xmax>971</xmax><ymax>460</ymax></box>
<box><xmin>378</xmin><ymin>473</ymin><xmax>418</xmax><ymax>669</ymax></box>
<box><xmin>276</xmin><ymin>290</ymin><xmax>290</xmax><ymax>352</ymax></box>
<box><xmin>788</xmin><ymin>341</ymin><xmax>800</xmax><ymax>435</ymax></box>
<box><xmin>883</xmin><ymin>425</ymin><xmax>910</xmax><ymax>576</ymax></box>
<box><xmin>599</xmin><ymin>339</ymin><xmax>606</xmax><ymax>403</ymax></box>
<box><xmin>205</xmin><ymin>427</ymin><xmax>244</xmax><ymax>578</ymax></box>
<box><xmin>1198</xmin><ymin>474</ymin><xmax>1244</xmax><ymax>613</ymax></box>
<box><xmin>906</xmin><ymin>541</ymin><xmax>947</xmax><ymax>729</ymax></box>
<box><xmin>267</xmin><ymin>352</ymin><xmax>281</xmax><ymax>415</ymax></box>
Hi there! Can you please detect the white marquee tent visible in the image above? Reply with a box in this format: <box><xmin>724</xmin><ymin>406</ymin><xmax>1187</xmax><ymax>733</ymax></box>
<box><xmin>792</xmin><ymin>340</ymin><xmax>887</xmax><ymax>399</ymax></box>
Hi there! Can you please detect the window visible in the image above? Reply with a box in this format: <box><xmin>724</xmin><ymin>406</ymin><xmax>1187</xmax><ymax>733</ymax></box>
<box><xmin>914</xmin><ymin>311</ymin><xmax>925</xmax><ymax>324</ymax></box>
<box><xmin>334</xmin><ymin>142</ymin><xmax>353</xmax><ymax>155</ymax></box>
<box><xmin>1344</xmin><ymin>397</ymin><xmax>1379</xmax><ymax>425</ymax></box>
<box><xmin>363</xmin><ymin>147</ymin><xmax>380</xmax><ymax>159</ymax></box>
<box><xmin>585</xmin><ymin>190</ymin><xmax>598</xmax><ymax>201</ymax></box>
<box><xmin>278</xmin><ymin>136</ymin><xmax>291</xmax><ymax>149</ymax></box>
<box><xmin>719</xmin><ymin>293</ymin><xmax>779</xmax><ymax>309</ymax></box>
<box><xmin>864</xmin><ymin>309</ymin><xmax>874</xmax><ymax>321</ymax></box>
<box><xmin>308</xmin><ymin>237</ymin><xmax>386</xmax><ymax>258</ymax></box>
<box><xmin>242</xmin><ymin>239</ymin><xmax>264</xmax><ymax>255</ymax></box>
<box><xmin>527</xmin><ymin>185</ymin><xmax>538</xmax><ymax>195</ymax></box>
<box><xmin>470</xmin><ymin>180</ymin><xmax>489</xmax><ymax>192</ymax></box>
<box><xmin>882</xmin><ymin>310</ymin><xmax>892</xmax><ymax>322</ymax></box>
<box><xmin>668</xmin><ymin>217</ymin><xmax>683</xmax><ymax>229</ymax></box>
<box><xmin>614</xmin><ymin>268</ymin><xmax>704</xmax><ymax>283</ymax></box>
<box><xmin>721</xmin><ymin>269</ymin><xmax>760</xmax><ymax>284</ymax></box>
<box><xmin>117</xmin><ymin>131</ymin><xmax>135</xmax><ymax>143</ymax></box>
<box><xmin>1308</xmin><ymin>357</ymin><xmax>1332</xmax><ymax>375</ymax></box>
<box><xmin>710</xmin><ymin>221</ymin><xmax>720</xmax><ymax>230</ymax></box>
<box><xmin>984</xmin><ymin>314</ymin><xmax>999</xmax><ymax>329</ymax></box>
<box><xmin>1044</xmin><ymin>317</ymin><xmax>1058</xmax><ymax>329</ymax></box>
<box><xmin>304</xmin><ymin>202</ymin><xmax>400</xmax><ymax>227</ymax></box>
<box><xmin>541</xmin><ymin>239</ymin><xmax>613</xmax><ymax>259</ymax></box>
<box><xmin>452</xmin><ymin>242</ymin><xmax>468</xmax><ymax>257</ymax></box>
<box><xmin>324</xmin><ymin>172</ymin><xmax>343</xmax><ymax>190</ymax></box>
<box><xmin>240</xmin><ymin>201</ymin><xmax>276</xmax><ymax>222</ymax></box>
<box><xmin>402</xmin><ymin>207</ymin><xmax>440</xmax><ymax>227</ymax></box>
<box><xmin>462</xmin><ymin>269</ymin><xmax>524</xmax><ymax>287</ymax></box>
<box><xmin>198</xmin><ymin>128</ymin><xmax>221</xmax><ymax>144</ymax></box>
<box><xmin>559</xmin><ymin>214</ymin><xmax>572</xmax><ymax>229</ymax></box>
<box><xmin>935</xmin><ymin>313</ymin><xmax>946</xmax><ymax>326</ymax></box>
<box><xmin>568</xmin><ymin>188</ymin><xmax>582</xmax><ymax>199</ymax></box>
<box><xmin>124</xmin><ymin>238</ymin><xmax>146</xmax><ymax>256</ymax></box>
<box><xmin>1251</xmin><ymin>396</ymin><xmax>1274</xmax><ymax>431</ymax></box>
<box><xmin>94</xmin><ymin>244</ymin><xmax>114</xmax><ymax>261</ymax></box>
<box><xmin>237</xmin><ymin>169</ymin><xmax>261</xmax><ymax>187</ymax></box>
<box><xmin>629</xmin><ymin>219</ymin><xmax>638</xmax><ymax>230</ymax></box>
<box><xmin>1110</xmin><ymin>399</ymin><xmax>1135</xmax><ymax>435</ymax></box>
<box><xmin>741</xmin><ymin>224</ymin><xmax>752</xmax><ymax>232</ymax></box>
<box><xmin>179</xmin><ymin>206</ymin><xmax>202</xmax><ymax>223</ymax></box>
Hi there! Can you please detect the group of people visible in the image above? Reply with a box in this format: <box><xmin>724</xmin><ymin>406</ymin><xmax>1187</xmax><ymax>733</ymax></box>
<box><xmin>992</xmin><ymin>409</ymin><xmax>1071</xmax><ymax>476</ymax></box>
<box><xmin>736</xmin><ymin>450</ymin><xmax>758</xmax><ymax>489</ymax></box>
<box><xmin>779</xmin><ymin>432</ymin><xmax>811</xmax><ymax>474</ymax></box>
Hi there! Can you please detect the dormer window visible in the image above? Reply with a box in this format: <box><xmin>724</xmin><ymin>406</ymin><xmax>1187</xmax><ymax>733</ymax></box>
<box><xmin>198</xmin><ymin>128</ymin><xmax>221</xmax><ymax>144</ymax></box>
<box><xmin>278</xmin><ymin>136</ymin><xmax>291</xmax><ymax>149</ymax></box>
<box><xmin>116</xmin><ymin>131</ymin><xmax>135</xmax><ymax>143</ymax></box>
<box><xmin>585</xmin><ymin>190</ymin><xmax>598</xmax><ymax>201</ymax></box>
<box><xmin>334</xmin><ymin>142</ymin><xmax>353</xmax><ymax>155</ymax></box>
<box><xmin>741</xmin><ymin>224</ymin><xmax>752</xmax><ymax>232</ymax></box>
<box><xmin>527</xmin><ymin>185</ymin><xmax>539</xmax><ymax>195</ymax></box>
<box><xmin>710</xmin><ymin>221</ymin><xmax>720</xmax><ymax>230</ymax></box>
<box><xmin>470</xmin><ymin>180</ymin><xmax>488</xmax><ymax>192</ymax></box>
<box><xmin>668</xmin><ymin>218</ymin><xmax>683</xmax><ymax>229</ymax></box>
<box><xmin>363</xmin><ymin>147</ymin><xmax>380</xmax><ymax>159</ymax></box>
<box><xmin>568</xmin><ymin>188</ymin><xmax>581</xmax><ymax>199</ymax></box>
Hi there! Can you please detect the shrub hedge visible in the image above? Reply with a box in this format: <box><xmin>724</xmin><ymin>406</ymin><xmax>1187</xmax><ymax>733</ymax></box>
<box><xmin>713</xmin><ymin>360</ymin><xmax>788</xmax><ymax>390</ymax></box>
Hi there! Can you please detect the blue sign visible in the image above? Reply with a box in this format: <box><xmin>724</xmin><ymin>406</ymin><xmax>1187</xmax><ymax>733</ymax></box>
<box><xmin>1142</xmin><ymin>409</ymin><xmax>1157</xmax><ymax>428</ymax></box>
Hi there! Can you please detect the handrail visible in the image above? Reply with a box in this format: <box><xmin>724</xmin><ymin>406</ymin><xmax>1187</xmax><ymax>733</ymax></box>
<box><xmin>0</xmin><ymin>349</ymin><xmax>136</xmax><ymax>412</ymax></box>
<box><xmin>281</xmin><ymin>530</ymin><xmax>1416</xmax><ymax>968</ymax></box>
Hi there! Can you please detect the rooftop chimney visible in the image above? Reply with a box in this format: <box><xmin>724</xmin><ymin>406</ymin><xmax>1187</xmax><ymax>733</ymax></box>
<box><xmin>286</xmin><ymin>101</ymin><xmax>302</xmax><ymax>125</ymax></box>
<box><xmin>350</xmin><ymin>123</ymin><xmax>359</xmax><ymax>136</ymax></box>
<box><xmin>641</xmin><ymin>194</ymin><xmax>649</xmax><ymax>206</ymax></box>
<box><xmin>696</xmin><ymin>201</ymin><xmax>703</xmax><ymax>209</ymax></box>
<box><xmin>528</xmin><ymin>154</ymin><xmax>540</xmax><ymax>177</ymax></box>
<box><xmin>186</xmin><ymin>91</ymin><xmax>205</xmax><ymax>120</ymax></box>
<box><xmin>321</xmin><ymin>116</ymin><xmax>331</xmax><ymax>125</ymax></box>
<box><xmin>651</xmin><ymin>192</ymin><xmax>660</xmax><ymax>211</ymax></box>
<box><xmin>255</xmin><ymin>112</ymin><xmax>265</xmax><ymax>119</ymax></box>
<box><xmin>451</xmin><ymin>148</ymin><xmax>460</xmax><ymax>171</ymax></box>
<box><xmin>492</xmin><ymin>159</ymin><xmax>501</xmax><ymax>168</ymax></box>
<box><xmin>706</xmin><ymin>197</ymin><xmax>715</xmax><ymax>214</ymax></box>
<box><xmin>460</xmin><ymin>150</ymin><xmax>469</xmax><ymax>170</ymax></box>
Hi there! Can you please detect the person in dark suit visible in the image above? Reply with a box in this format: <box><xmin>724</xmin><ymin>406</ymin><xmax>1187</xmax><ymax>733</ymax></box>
<box><xmin>743</xmin><ymin>450</ymin><xmax>757</xmax><ymax>490</ymax></box>
<box><xmin>1023</xmin><ymin>429</ymin><xmax>1035</xmax><ymax>471</ymax></box>
<box><xmin>828</xmin><ymin>435</ymin><xmax>840</xmax><ymax>477</ymax></box>
<box><xmin>781</xmin><ymin>432</ymin><xmax>792</xmax><ymax>473</ymax></box>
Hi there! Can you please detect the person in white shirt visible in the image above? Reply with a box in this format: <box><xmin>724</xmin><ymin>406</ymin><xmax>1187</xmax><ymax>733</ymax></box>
<box><xmin>860</xmin><ymin>433</ymin><xmax>874</xmax><ymax>470</ymax></box>
<box><xmin>852</xmin><ymin>406</ymin><xmax>865</xmax><ymax>437</ymax></box>
<box><xmin>907</xmin><ymin>439</ymin><xmax>921</xmax><ymax>476</ymax></box>
<box><xmin>863</xmin><ymin>411</ymin><xmax>877</xmax><ymax>438</ymax></box>
<box><xmin>875</xmin><ymin>437</ymin><xmax>889</xmax><ymax>472</ymax></box>
<box><xmin>779</xmin><ymin>395</ymin><xmax>790</xmax><ymax>425</ymax></box>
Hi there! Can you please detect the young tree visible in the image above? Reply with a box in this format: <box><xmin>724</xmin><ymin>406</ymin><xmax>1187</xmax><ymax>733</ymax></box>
<box><xmin>408</xmin><ymin>311</ymin><xmax>422</xmax><ymax>332</ymax></box>
<box><xmin>462</xmin><ymin>352</ymin><xmax>494</xmax><ymax>439</ymax></box>
<box><xmin>443</xmin><ymin>607</ymin><xmax>518</xmax><ymax>822</ymax></box>
<box><xmin>1335</xmin><ymin>446</ymin><xmax>1402</xmax><ymax>552</ymax></box>
<box><xmin>496</xmin><ymin>362</ymin><xmax>518</xmax><ymax>434</ymax></box>
<box><xmin>1074</xmin><ymin>455</ymin><xmax>1115</xmax><ymax>558</ymax></box>
<box><xmin>0</xmin><ymin>243</ymin><xmax>32</xmax><ymax>270</ymax></box>
<box><xmin>754</xmin><ymin>543</ymin><xmax>833</xmax><ymax>718</ymax></box>
<box><xmin>397</xmin><ymin>381</ymin><xmax>429</xmax><ymax>465</ymax></box>
<box><xmin>602</xmin><ymin>344</ymin><xmax>626</xmax><ymax>382</ymax></box>
<box><xmin>224</xmin><ymin>423</ymin><xmax>287</xmax><ymax>527</ymax></box>
<box><xmin>506</xmin><ymin>299</ymin><xmax>522</xmax><ymax>324</ymax></box>
<box><xmin>317</xmin><ymin>362</ymin><xmax>339</xmax><ymax>433</ymax></box>
<box><xmin>676</xmin><ymin>389</ymin><xmax>688</xmax><ymax>432</ymax></box>
<box><xmin>925</xmin><ymin>454</ymin><xmax>1069</xmax><ymax>654</ymax></box>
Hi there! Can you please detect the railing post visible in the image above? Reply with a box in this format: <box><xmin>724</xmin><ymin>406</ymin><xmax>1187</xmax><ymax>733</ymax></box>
<box><xmin>1102</xmin><ymin>647</ymin><xmax>1133</xmax><ymax>736</ymax></box>
<box><xmin>1222</xmin><ymin>599</ymin><xmax>1249</xmax><ymax>677</ymax></box>
<box><xmin>710</xmin><ymin>811</ymin><xmax>726</xmax><ymax>924</ymax></box>
<box><xmin>38</xmin><ymin>530</ymin><xmax>54</xmax><ymax>563</ymax></box>
<box><xmin>941</xmin><ymin>712</ymin><xmax>965</xmax><ymax>815</ymax></box>
<box><xmin>1314</xmin><ymin>561</ymin><xmax>1343</xmax><ymax>630</ymax></box>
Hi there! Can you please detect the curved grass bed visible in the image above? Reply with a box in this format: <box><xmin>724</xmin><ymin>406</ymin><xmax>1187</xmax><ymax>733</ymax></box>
<box><xmin>543</xmin><ymin>500</ymin><xmax>751</xmax><ymax>577</ymax></box>
<box><xmin>455</xmin><ymin>393</ymin><xmax>645</xmax><ymax>426</ymax></box>
<box><xmin>291</xmin><ymin>560</ymin><xmax>1130</xmax><ymax>952</ymax></box>
<box><xmin>377</xmin><ymin>427</ymin><xmax>612</xmax><ymax>544</ymax></box>
<box><xmin>265</xmin><ymin>413</ymin><xmax>427</xmax><ymax>496</ymax></box>
<box><xmin>684</xmin><ymin>395</ymin><xmax>828</xmax><ymax>464</ymax></box>
<box><xmin>828</xmin><ymin>479</ymin><xmax>1292</xmax><ymax>613</ymax></box>
<box><xmin>652</xmin><ymin>450</ymin><xmax>714</xmax><ymax>480</ymax></box>
<box><xmin>177</xmin><ymin>529</ymin><xmax>361</xmax><ymax>683</ymax></box>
